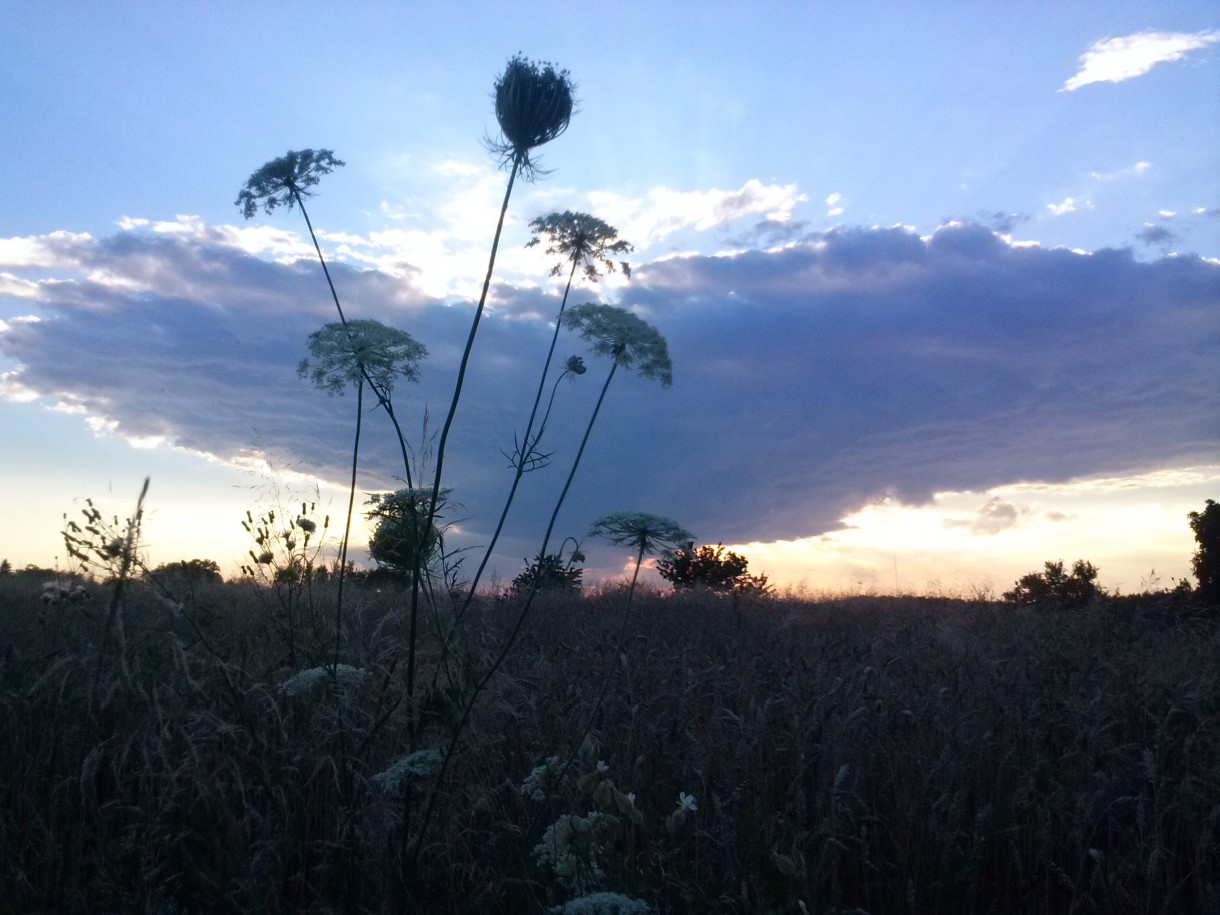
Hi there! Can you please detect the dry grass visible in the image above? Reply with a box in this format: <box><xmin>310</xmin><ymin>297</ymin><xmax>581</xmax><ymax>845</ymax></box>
<box><xmin>1</xmin><ymin>572</ymin><xmax>1216</xmax><ymax>913</ymax></box>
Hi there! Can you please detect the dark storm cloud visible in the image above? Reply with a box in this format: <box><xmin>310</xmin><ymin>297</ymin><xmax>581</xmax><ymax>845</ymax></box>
<box><xmin>2</xmin><ymin>220</ymin><xmax>1217</xmax><ymax>579</ymax></box>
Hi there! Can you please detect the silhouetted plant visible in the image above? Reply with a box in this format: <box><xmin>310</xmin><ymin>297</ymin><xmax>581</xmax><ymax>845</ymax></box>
<box><xmin>488</xmin><ymin>55</ymin><xmax>575</xmax><ymax>178</ymax></box>
<box><xmin>510</xmin><ymin>550</ymin><xmax>584</xmax><ymax>599</ymax></box>
<box><xmin>1003</xmin><ymin>559</ymin><xmax>1102</xmax><ymax>609</ymax></box>
<box><xmin>299</xmin><ymin>319</ymin><xmax>428</xmax><ymax>663</ymax></box>
<box><xmin>463</xmin><ymin>211</ymin><xmax>632</xmax><ymax>603</ymax></box>
<box><xmin>656</xmin><ymin>542</ymin><xmax>773</xmax><ymax>595</ymax></box>
<box><xmin>412</xmin><ymin>308</ymin><xmax>674</xmax><ymax>864</ymax></box>
<box><xmin>1188</xmin><ymin>499</ymin><xmax>1219</xmax><ymax>608</ymax></box>
<box><xmin>366</xmin><ymin>487</ymin><xmax>448</xmax><ymax>578</ymax></box>
<box><xmin>147</xmin><ymin>559</ymin><xmax>223</xmax><ymax>586</ymax></box>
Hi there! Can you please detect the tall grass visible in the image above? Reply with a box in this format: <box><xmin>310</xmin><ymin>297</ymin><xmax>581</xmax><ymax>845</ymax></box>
<box><xmin>2</xmin><ymin>570</ymin><xmax>1216</xmax><ymax>913</ymax></box>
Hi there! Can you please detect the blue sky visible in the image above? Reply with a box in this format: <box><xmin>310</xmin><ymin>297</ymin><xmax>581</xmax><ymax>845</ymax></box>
<box><xmin>2</xmin><ymin>2</ymin><xmax>1217</xmax><ymax>594</ymax></box>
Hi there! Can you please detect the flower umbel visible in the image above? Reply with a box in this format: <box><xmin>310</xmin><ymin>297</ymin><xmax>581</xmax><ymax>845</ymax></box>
<box><xmin>235</xmin><ymin>149</ymin><xmax>345</xmax><ymax>218</ymax></box>
<box><xmin>564</xmin><ymin>303</ymin><xmax>673</xmax><ymax>386</ymax></box>
<box><xmin>297</xmin><ymin>319</ymin><xmax>428</xmax><ymax>396</ymax></box>
<box><xmin>589</xmin><ymin>512</ymin><xmax>693</xmax><ymax>557</ymax></box>
<box><xmin>527</xmin><ymin>210</ymin><xmax>633</xmax><ymax>281</ymax></box>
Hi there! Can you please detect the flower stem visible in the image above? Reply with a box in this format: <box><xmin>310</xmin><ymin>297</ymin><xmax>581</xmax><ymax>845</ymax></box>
<box><xmin>333</xmin><ymin>377</ymin><xmax>363</xmax><ymax>670</ymax></box>
<box><xmin>409</xmin><ymin>357</ymin><xmax>620</xmax><ymax>864</ymax></box>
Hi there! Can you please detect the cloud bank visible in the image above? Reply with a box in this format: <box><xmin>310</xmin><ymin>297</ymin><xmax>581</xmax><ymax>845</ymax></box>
<box><xmin>2</xmin><ymin>216</ymin><xmax>1217</xmax><ymax>579</ymax></box>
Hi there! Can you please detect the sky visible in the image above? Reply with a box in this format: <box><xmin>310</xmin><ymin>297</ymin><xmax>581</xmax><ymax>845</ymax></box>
<box><xmin>2</xmin><ymin>2</ymin><xmax>1217</xmax><ymax>595</ymax></box>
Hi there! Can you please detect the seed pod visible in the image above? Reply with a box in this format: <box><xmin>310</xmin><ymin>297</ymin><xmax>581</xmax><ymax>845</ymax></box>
<box><xmin>493</xmin><ymin>56</ymin><xmax>574</xmax><ymax>163</ymax></box>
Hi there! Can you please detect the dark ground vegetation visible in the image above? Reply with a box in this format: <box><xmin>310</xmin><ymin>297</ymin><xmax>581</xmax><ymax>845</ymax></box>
<box><xmin>1</xmin><ymin>569</ymin><xmax>1216</xmax><ymax>913</ymax></box>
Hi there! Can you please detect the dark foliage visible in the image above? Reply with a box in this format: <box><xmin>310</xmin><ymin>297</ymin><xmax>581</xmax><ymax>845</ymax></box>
<box><xmin>1003</xmin><ymin>558</ymin><xmax>1102</xmax><ymax>609</ymax></box>
<box><xmin>656</xmin><ymin>542</ymin><xmax>770</xmax><ymax>594</ymax></box>
<box><xmin>509</xmin><ymin>552</ymin><xmax>583</xmax><ymax>598</ymax></box>
<box><xmin>1189</xmin><ymin>499</ymin><xmax>1220</xmax><ymax>608</ymax></box>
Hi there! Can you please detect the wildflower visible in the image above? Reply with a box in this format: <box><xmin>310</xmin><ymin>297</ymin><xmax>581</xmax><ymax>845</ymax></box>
<box><xmin>551</xmin><ymin>893</ymin><xmax>650</xmax><ymax>915</ymax></box>
<box><xmin>566</xmin><ymin>355</ymin><xmax>587</xmax><ymax>375</ymax></box>
<box><xmin>535</xmin><ymin>812</ymin><xmax>612</xmax><ymax>895</ymax></box>
<box><xmin>277</xmin><ymin>664</ymin><xmax>369</xmax><ymax>697</ymax></box>
<box><xmin>298</xmin><ymin>319</ymin><xmax>428</xmax><ymax>396</ymax></box>
<box><xmin>520</xmin><ymin>755</ymin><xmax>566</xmax><ymax>801</ymax></box>
<box><xmin>563</xmin><ymin>303</ymin><xmax>673</xmax><ymax>386</ymax></box>
<box><xmin>678</xmin><ymin>791</ymin><xmax>698</xmax><ymax>813</ymax></box>
<box><xmin>490</xmin><ymin>55</ymin><xmax>575</xmax><ymax>176</ymax></box>
<box><xmin>370</xmin><ymin>748</ymin><xmax>444</xmax><ymax>794</ymax></box>
<box><xmin>589</xmin><ymin>512</ymin><xmax>693</xmax><ymax>558</ymax></box>
<box><xmin>296</xmin><ymin>518</ymin><xmax>317</xmax><ymax>534</ymax></box>
<box><xmin>235</xmin><ymin>149</ymin><xmax>345</xmax><ymax>218</ymax></box>
<box><xmin>527</xmin><ymin>210</ymin><xmax>633</xmax><ymax>281</ymax></box>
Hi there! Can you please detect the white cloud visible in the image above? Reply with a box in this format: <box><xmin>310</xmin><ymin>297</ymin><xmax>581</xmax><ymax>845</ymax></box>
<box><xmin>586</xmin><ymin>179</ymin><xmax>807</xmax><ymax>251</ymax></box>
<box><xmin>1062</xmin><ymin>30</ymin><xmax>1220</xmax><ymax>91</ymax></box>
<box><xmin>826</xmin><ymin>192</ymin><xmax>845</xmax><ymax>218</ymax></box>
<box><xmin>1046</xmin><ymin>197</ymin><xmax>1091</xmax><ymax>216</ymax></box>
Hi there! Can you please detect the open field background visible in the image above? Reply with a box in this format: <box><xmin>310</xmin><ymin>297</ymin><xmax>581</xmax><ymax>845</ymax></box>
<box><xmin>1</xmin><ymin>571</ymin><xmax>1216</xmax><ymax>914</ymax></box>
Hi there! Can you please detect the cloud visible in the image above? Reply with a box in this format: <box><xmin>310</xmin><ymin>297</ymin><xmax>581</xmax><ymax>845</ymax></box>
<box><xmin>1136</xmin><ymin>224</ymin><xmax>1178</xmax><ymax>249</ymax></box>
<box><xmin>826</xmin><ymin>193</ymin><xmax>845</xmax><ymax>218</ymax></box>
<box><xmin>1062</xmin><ymin>30</ymin><xmax>1220</xmax><ymax>91</ymax></box>
<box><xmin>585</xmin><ymin>179</ymin><xmax>807</xmax><ymax>252</ymax></box>
<box><xmin>943</xmin><ymin>497</ymin><xmax>1022</xmax><ymax>535</ymax></box>
<box><xmin>1</xmin><ymin>218</ymin><xmax>1217</xmax><ymax>580</ymax></box>
<box><xmin>1089</xmin><ymin>161</ymin><xmax>1150</xmax><ymax>181</ymax></box>
<box><xmin>1046</xmin><ymin>197</ymin><xmax>1091</xmax><ymax>216</ymax></box>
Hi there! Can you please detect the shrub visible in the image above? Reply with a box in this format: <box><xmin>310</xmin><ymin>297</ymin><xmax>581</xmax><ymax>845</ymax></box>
<box><xmin>1003</xmin><ymin>559</ymin><xmax>1102</xmax><ymax>608</ymax></box>
<box><xmin>656</xmin><ymin>542</ymin><xmax>771</xmax><ymax>594</ymax></box>
<box><xmin>1188</xmin><ymin>498</ymin><xmax>1220</xmax><ymax>608</ymax></box>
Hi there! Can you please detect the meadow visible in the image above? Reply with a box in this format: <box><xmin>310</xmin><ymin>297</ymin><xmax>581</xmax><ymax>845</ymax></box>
<box><xmin>2</xmin><ymin>568</ymin><xmax>1216</xmax><ymax>914</ymax></box>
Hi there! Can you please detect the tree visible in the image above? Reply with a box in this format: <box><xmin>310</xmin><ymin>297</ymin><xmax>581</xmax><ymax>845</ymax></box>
<box><xmin>0</xmin><ymin>559</ymin><xmax>11</xmax><ymax>577</ymax></box>
<box><xmin>1003</xmin><ymin>559</ymin><xmax>1102</xmax><ymax>609</ymax></box>
<box><xmin>366</xmin><ymin>488</ymin><xmax>446</xmax><ymax>576</ymax></box>
<box><xmin>657</xmin><ymin>542</ymin><xmax>770</xmax><ymax>594</ymax></box>
<box><xmin>149</xmin><ymin>559</ymin><xmax>223</xmax><ymax>585</ymax></box>
<box><xmin>1188</xmin><ymin>499</ymin><xmax>1219</xmax><ymax>607</ymax></box>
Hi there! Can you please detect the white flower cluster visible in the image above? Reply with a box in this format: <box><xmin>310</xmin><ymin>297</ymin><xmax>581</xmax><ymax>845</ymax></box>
<box><xmin>519</xmin><ymin>755</ymin><xmax>565</xmax><ymax>801</ymax></box>
<box><xmin>550</xmin><ymin>892</ymin><xmax>650</xmax><ymax>914</ymax></box>
<box><xmin>276</xmin><ymin>664</ymin><xmax>369</xmax><ymax>697</ymax></box>
<box><xmin>534</xmin><ymin>812</ymin><xmax>611</xmax><ymax>896</ymax></box>
<box><xmin>370</xmin><ymin>748</ymin><xmax>444</xmax><ymax>794</ymax></box>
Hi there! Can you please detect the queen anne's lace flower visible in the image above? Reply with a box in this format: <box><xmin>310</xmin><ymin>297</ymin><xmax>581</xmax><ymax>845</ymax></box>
<box><xmin>298</xmin><ymin>319</ymin><xmax>427</xmax><ymax>396</ymax></box>
<box><xmin>589</xmin><ymin>512</ymin><xmax>692</xmax><ymax>557</ymax></box>
<box><xmin>236</xmin><ymin>149</ymin><xmax>345</xmax><ymax>218</ymax></box>
<box><xmin>563</xmin><ymin>304</ymin><xmax>672</xmax><ymax>386</ymax></box>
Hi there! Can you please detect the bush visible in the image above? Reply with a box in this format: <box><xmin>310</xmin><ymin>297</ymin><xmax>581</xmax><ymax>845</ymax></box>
<box><xmin>656</xmin><ymin>542</ymin><xmax>770</xmax><ymax>594</ymax></box>
<box><xmin>1003</xmin><ymin>559</ymin><xmax>1102</xmax><ymax>609</ymax></box>
<box><xmin>1189</xmin><ymin>499</ymin><xmax>1219</xmax><ymax>608</ymax></box>
<box><xmin>510</xmin><ymin>552</ymin><xmax>583</xmax><ymax>598</ymax></box>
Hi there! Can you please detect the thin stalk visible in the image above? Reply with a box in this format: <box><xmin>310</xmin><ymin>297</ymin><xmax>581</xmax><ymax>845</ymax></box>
<box><xmin>292</xmin><ymin>187</ymin><xmax>415</xmax><ymax>488</ymax></box>
<box><xmin>406</xmin><ymin>151</ymin><xmax>522</xmax><ymax>741</ymax></box>
<box><xmin>463</xmin><ymin>255</ymin><xmax>580</xmax><ymax>605</ymax></box>
<box><xmin>409</xmin><ymin>357</ymin><xmax>620</xmax><ymax>864</ymax></box>
<box><xmin>333</xmin><ymin>376</ymin><xmax>364</xmax><ymax>670</ymax></box>
<box><xmin>397</xmin><ymin>153</ymin><xmax>524</xmax><ymax>875</ymax></box>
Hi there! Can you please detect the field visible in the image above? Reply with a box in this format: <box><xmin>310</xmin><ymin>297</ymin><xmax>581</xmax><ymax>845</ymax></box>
<box><xmin>1</xmin><ymin>571</ymin><xmax>1217</xmax><ymax>914</ymax></box>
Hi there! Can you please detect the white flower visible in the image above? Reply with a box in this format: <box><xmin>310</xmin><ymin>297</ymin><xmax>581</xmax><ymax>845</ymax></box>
<box><xmin>678</xmin><ymin>792</ymin><xmax>698</xmax><ymax>813</ymax></box>
<box><xmin>370</xmin><ymin>748</ymin><xmax>444</xmax><ymax>794</ymax></box>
